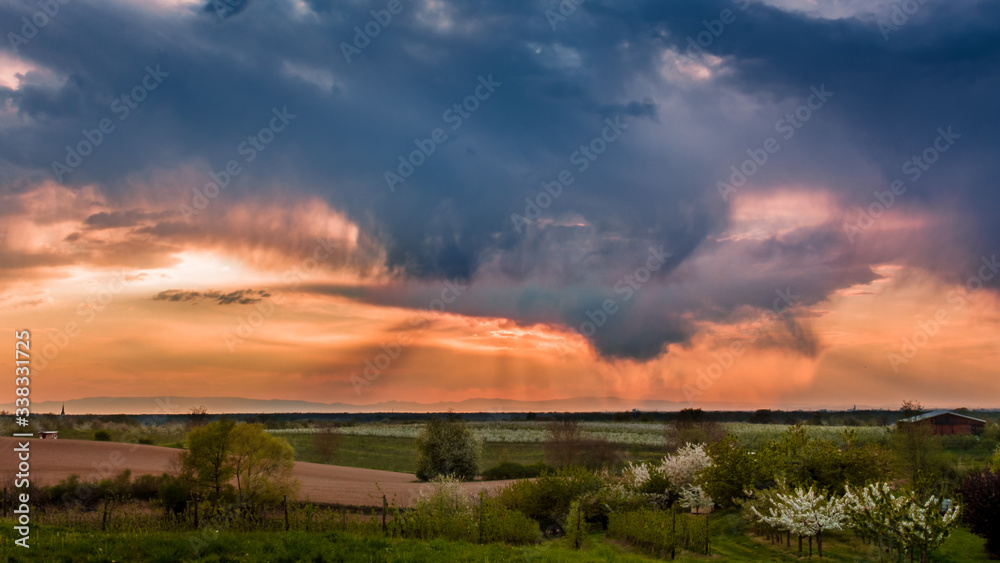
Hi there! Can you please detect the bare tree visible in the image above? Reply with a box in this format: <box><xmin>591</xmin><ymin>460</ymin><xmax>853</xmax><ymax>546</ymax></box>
<box><xmin>187</xmin><ymin>406</ymin><xmax>209</xmax><ymax>429</ymax></box>
<box><xmin>544</xmin><ymin>420</ymin><xmax>583</xmax><ymax>467</ymax></box>
<box><xmin>312</xmin><ymin>428</ymin><xmax>341</xmax><ymax>463</ymax></box>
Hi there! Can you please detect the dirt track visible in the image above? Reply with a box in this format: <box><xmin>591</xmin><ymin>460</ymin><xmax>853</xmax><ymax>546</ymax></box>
<box><xmin>0</xmin><ymin>437</ymin><xmax>512</xmax><ymax>507</ymax></box>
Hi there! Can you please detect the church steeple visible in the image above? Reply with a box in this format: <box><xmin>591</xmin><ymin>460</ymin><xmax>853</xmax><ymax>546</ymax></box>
<box><xmin>60</xmin><ymin>404</ymin><xmax>65</xmax><ymax>416</ymax></box>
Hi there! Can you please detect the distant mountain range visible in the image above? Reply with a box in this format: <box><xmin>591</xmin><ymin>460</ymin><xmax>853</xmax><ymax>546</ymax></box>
<box><xmin>0</xmin><ymin>396</ymin><xmax>911</xmax><ymax>415</ymax></box>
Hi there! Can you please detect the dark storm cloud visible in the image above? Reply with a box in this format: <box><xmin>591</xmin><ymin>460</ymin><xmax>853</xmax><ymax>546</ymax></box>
<box><xmin>1</xmin><ymin>0</ymin><xmax>997</xmax><ymax>359</ymax></box>
<box><xmin>153</xmin><ymin>288</ymin><xmax>269</xmax><ymax>305</ymax></box>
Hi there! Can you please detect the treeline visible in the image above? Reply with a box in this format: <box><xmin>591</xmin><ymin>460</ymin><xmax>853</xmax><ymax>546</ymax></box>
<box><xmin>18</xmin><ymin>407</ymin><xmax>1000</xmax><ymax>430</ymax></box>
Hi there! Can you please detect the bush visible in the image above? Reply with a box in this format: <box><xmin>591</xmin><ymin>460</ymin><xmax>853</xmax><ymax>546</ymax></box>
<box><xmin>400</xmin><ymin>476</ymin><xmax>476</xmax><ymax>541</ymax></box>
<box><xmin>480</xmin><ymin>498</ymin><xmax>541</xmax><ymax>545</ymax></box>
<box><xmin>387</xmin><ymin>478</ymin><xmax>540</xmax><ymax>545</ymax></box>
<box><xmin>415</xmin><ymin>417</ymin><xmax>481</xmax><ymax>481</ymax></box>
<box><xmin>94</xmin><ymin>429</ymin><xmax>112</xmax><ymax>441</ymax></box>
<box><xmin>494</xmin><ymin>466</ymin><xmax>602</xmax><ymax>529</ymax></box>
<box><xmin>130</xmin><ymin>474</ymin><xmax>160</xmax><ymax>501</ymax></box>
<box><xmin>481</xmin><ymin>461</ymin><xmax>550</xmax><ymax>480</ymax></box>
<box><xmin>157</xmin><ymin>474</ymin><xmax>193</xmax><ymax>515</ymax></box>
<box><xmin>960</xmin><ymin>468</ymin><xmax>1000</xmax><ymax>558</ymax></box>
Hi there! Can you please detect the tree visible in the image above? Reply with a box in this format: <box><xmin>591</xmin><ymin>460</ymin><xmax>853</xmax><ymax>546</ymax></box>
<box><xmin>680</xmin><ymin>484</ymin><xmax>713</xmax><ymax>514</ymax></box>
<box><xmin>188</xmin><ymin>405</ymin><xmax>209</xmax><ymax>428</ymax></box>
<box><xmin>667</xmin><ymin>409</ymin><xmax>725</xmax><ymax>449</ymax></box>
<box><xmin>751</xmin><ymin>485</ymin><xmax>847</xmax><ymax>557</ymax></box>
<box><xmin>701</xmin><ymin>435</ymin><xmax>763</xmax><ymax>508</ymax></box>
<box><xmin>229</xmin><ymin>423</ymin><xmax>298</xmax><ymax>507</ymax></box>
<box><xmin>660</xmin><ymin>442</ymin><xmax>713</xmax><ymax>492</ymax></box>
<box><xmin>893</xmin><ymin>401</ymin><xmax>942</xmax><ymax>494</ymax></box>
<box><xmin>312</xmin><ymin>427</ymin><xmax>341</xmax><ymax>463</ymax></box>
<box><xmin>960</xmin><ymin>468</ymin><xmax>1000</xmax><ymax>558</ymax></box>
<box><xmin>416</xmin><ymin>417</ymin><xmax>481</xmax><ymax>481</ymax></box>
<box><xmin>182</xmin><ymin>419</ymin><xmax>236</xmax><ymax>500</ymax></box>
<box><xmin>181</xmin><ymin>420</ymin><xmax>299</xmax><ymax>507</ymax></box>
<box><xmin>897</xmin><ymin>495</ymin><xmax>961</xmax><ymax>563</ymax></box>
<box><xmin>844</xmin><ymin>482</ymin><xmax>960</xmax><ymax>563</ymax></box>
<box><xmin>543</xmin><ymin>420</ymin><xmax>583</xmax><ymax>467</ymax></box>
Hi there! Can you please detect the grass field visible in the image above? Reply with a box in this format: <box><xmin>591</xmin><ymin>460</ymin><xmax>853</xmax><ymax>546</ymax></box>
<box><xmin>278</xmin><ymin>432</ymin><xmax>670</xmax><ymax>474</ymax></box>
<box><xmin>0</xmin><ymin>513</ymin><xmax>987</xmax><ymax>562</ymax></box>
<box><xmin>272</xmin><ymin>421</ymin><xmax>899</xmax><ymax>474</ymax></box>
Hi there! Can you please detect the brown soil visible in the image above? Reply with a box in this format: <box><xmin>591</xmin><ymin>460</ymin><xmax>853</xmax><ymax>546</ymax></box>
<box><xmin>0</xmin><ymin>437</ymin><xmax>513</xmax><ymax>507</ymax></box>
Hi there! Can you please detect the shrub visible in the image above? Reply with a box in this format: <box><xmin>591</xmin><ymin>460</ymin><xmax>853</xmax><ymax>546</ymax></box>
<box><xmin>494</xmin><ymin>466</ymin><xmax>602</xmax><ymax>529</ymax></box>
<box><xmin>399</xmin><ymin>475</ymin><xmax>476</xmax><ymax>541</ymax></box>
<box><xmin>960</xmin><ymin>468</ymin><xmax>1000</xmax><ymax>558</ymax></box>
<box><xmin>479</xmin><ymin>496</ymin><xmax>542</xmax><ymax>545</ymax></box>
<box><xmin>481</xmin><ymin>461</ymin><xmax>549</xmax><ymax>480</ymax></box>
<box><xmin>157</xmin><ymin>474</ymin><xmax>193</xmax><ymax>515</ymax></box>
<box><xmin>94</xmin><ymin>429</ymin><xmax>112</xmax><ymax>441</ymax></box>
<box><xmin>415</xmin><ymin>417</ymin><xmax>481</xmax><ymax>481</ymax></box>
<box><xmin>130</xmin><ymin>474</ymin><xmax>160</xmax><ymax>501</ymax></box>
<box><xmin>390</xmin><ymin>479</ymin><xmax>540</xmax><ymax>545</ymax></box>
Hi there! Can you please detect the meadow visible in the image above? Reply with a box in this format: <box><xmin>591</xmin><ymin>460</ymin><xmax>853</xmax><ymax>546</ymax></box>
<box><xmin>268</xmin><ymin>421</ymin><xmax>893</xmax><ymax>473</ymax></box>
<box><xmin>0</xmin><ymin>510</ymin><xmax>988</xmax><ymax>562</ymax></box>
<box><xmin>4</xmin><ymin>412</ymin><xmax>997</xmax><ymax>562</ymax></box>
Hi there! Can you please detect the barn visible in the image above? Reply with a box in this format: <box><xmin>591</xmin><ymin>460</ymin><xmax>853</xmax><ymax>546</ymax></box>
<box><xmin>898</xmin><ymin>410</ymin><xmax>986</xmax><ymax>436</ymax></box>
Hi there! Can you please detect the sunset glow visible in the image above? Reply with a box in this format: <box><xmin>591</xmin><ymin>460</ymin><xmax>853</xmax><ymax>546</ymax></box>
<box><xmin>1</xmin><ymin>0</ymin><xmax>998</xmax><ymax>413</ymax></box>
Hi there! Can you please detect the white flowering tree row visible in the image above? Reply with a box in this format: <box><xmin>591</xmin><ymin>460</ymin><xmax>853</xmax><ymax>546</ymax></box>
<box><xmin>744</xmin><ymin>481</ymin><xmax>959</xmax><ymax>561</ymax></box>
<box><xmin>843</xmin><ymin>482</ymin><xmax>960</xmax><ymax>563</ymax></box>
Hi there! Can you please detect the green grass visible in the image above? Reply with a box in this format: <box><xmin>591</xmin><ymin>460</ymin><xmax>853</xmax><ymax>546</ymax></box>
<box><xmin>281</xmin><ymin>433</ymin><xmax>669</xmax><ymax>475</ymax></box>
<box><xmin>0</xmin><ymin>512</ymin><xmax>987</xmax><ymax>562</ymax></box>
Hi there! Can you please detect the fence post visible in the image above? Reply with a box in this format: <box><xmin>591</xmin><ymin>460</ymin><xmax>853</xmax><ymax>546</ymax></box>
<box><xmin>283</xmin><ymin>496</ymin><xmax>290</xmax><ymax>531</ymax></box>
<box><xmin>193</xmin><ymin>495</ymin><xmax>199</xmax><ymax>529</ymax></box>
<box><xmin>478</xmin><ymin>492</ymin><xmax>484</xmax><ymax>544</ymax></box>
<box><xmin>670</xmin><ymin>503</ymin><xmax>676</xmax><ymax>560</ymax></box>
<box><xmin>382</xmin><ymin>495</ymin><xmax>387</xmax><ymax>533</ymax></box>
<box><xmin>705</xmin><ymin>513</ymin><xmax>710</xmax><ymax>555</ymax></box>
<box><xmin>101</xmin><ymin>496</ymin><xmax>110</xmax><ymax>531</ymax></box>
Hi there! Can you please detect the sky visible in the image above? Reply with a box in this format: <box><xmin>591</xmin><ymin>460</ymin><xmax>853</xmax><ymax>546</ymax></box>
<box><xmin>1</xmin><ymin>0</ymin><xmax>999</xmax><ymax>412</ymax></box>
